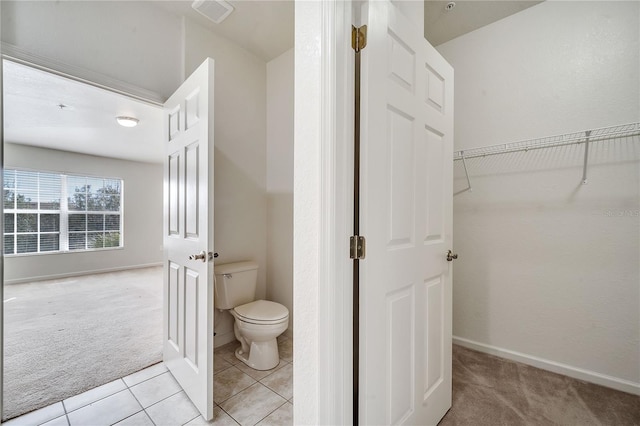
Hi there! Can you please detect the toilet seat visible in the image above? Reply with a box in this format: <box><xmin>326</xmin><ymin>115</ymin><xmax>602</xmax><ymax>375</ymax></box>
<box><xmin>233</xmin><ymin>300</ymin><xmax>289</xmax><ymax>325</ymax></box>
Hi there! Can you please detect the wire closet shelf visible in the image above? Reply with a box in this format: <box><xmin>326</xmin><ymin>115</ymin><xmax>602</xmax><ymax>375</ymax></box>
<box><xmin>453</xmin><ymin>122</ymin><xmax>640</xmax><ymax>161</ymax></box>
<box><xmin>453</xmin><ymin>122</ymin><xmax>640</xmax><ymax>190</ymax></box>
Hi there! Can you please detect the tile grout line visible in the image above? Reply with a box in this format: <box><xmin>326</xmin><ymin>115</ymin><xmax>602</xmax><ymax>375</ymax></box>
<box><xmin>124</xmin><ymin>387</ymin><xmax>155</xmax><ymax>426</ymax></box>
<box><xmin>213</xmin><ymin>351</ymin><xmax>292</xmax><ymax>423</ymax></box>
<box><xmin>253</xmin><ymin>400</ymin><xmax>289</xmax><ymax>426</ymax></box>
<box><xmin>215</xmin><ymin>379</ymin><xmax>258</xmax><ymax>406</ymax></box>
<box><xmin>60</xmin><ymin>379</ymin><xmax>131</xmax><ymax>418</ymax></box>
<box><xmin>143</xmin><ymin>410</ymin><xmax>157</xmax><ymax>426</ymax></box>
<box><xmin>60</xmin><ymin>400</ymin><xmax>69</xmax><ymax>417</ymax></box>
<box><xmin>180</xmin><ymin>413</ymin><xmax>201</xmax><ymax>426</ymax></box>
<box><xmin>219</xmin><ymin>357</ymin><xmax>290</xmax><ymax>396</ymax></box>
<box><xmin>121</xmin><ymin>368</ymin><xmax>180</xmax><ymax>425</ymax></box>
<box><xmin>20</xmin><ymin>353</ymin><xmax>290</xmax><ymax>426</ymax></box>
<box><xmin>116</xmin><ymin>409</ymin><xmax>155</xmax><ymax>426</ymax></box>
<box><xmin>216</xmin><ymin>404</ymin><xmax>240</xmax><ymax>426</ymax></box>
<box><xmin>123</xmin><ymin>367</ymin><xmax>169</xmax><ymax>389</ymax></box>
<box><xmin>257</xmin><ymin>360</ymin><xmax>292</xmax><ymax>400</ymax></box>
<box><xmin>54</xmin><ymin>370</ymin><xmax>167</xmax><ymax>421</ymax></box>
<box><xmin>138</xmin><ymin>411</ymin><xmax>157</xmax><ymax>426</ymax></box>
<box><xmin>61</xmin><ymin>400</ymin><xmax>71</xmax><ymax>426</ymax></box>
<box><xmin>263</xmin><ymin>387</ymin><xmax>291</xmax><ymax>401</ymax></box>
<box><xmin>139</xmin><ymin>387</ymin><xmax>185</xmax><ymax>412</ymax></box>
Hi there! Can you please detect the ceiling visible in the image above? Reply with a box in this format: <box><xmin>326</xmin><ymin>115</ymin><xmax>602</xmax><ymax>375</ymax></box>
<box><xmin>155</xmin><ymin>1</ymin><xmax>543</xmax><ymax>58</ymax></box>
<box><xmin>3</xmin><ymin>60</ymin><xmax>165</xmax><ymax>164</ymax></box>
<box><xmin>156</xmin><ymin>0</ymin><xmax>294</xmax><ymax>62</ymax></box>
<box><xmin>424</xmin><ymin>1</ymin><xmax>543</xmax><ymax>46</ymax></box>
<box><xmin>3</xmin><ymin>0</ymin><xmax>541</xmax><ymax>164</ymax></box>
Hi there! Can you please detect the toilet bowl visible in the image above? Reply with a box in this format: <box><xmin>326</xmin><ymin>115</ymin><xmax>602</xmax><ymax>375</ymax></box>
<box><xmin>230</xmin><ymin>299</ymin><xmax>289</xmax><ymax>370</ymax></box>
<box><xmin>214</xmin><ymin>261</ymin><xmax>289</xmax><ymax>371</ymax></box>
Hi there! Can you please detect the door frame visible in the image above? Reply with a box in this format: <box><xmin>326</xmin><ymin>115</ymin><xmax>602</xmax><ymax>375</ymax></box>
<box><xmin>293</xmin><ymin>1</ymin><xmax>354</xmax><ymax>424</ymax></box>
<box><xmin>0</xmin><ymin>46</ymin><xmax>165</xmax><ymax>419</ymax></box>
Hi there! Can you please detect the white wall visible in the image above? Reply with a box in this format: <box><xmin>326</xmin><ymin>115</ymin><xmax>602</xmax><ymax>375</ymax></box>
<box><xmin>0</xmin><ymin>1</ymin><xmax>182</xmax><ymax>100</ymax></box>
<box><xmin>3</xmin><ymin>144</ymin><xmax>163</xmax><ymax>283</ymax></box>
<box><xmin>266</xmin><ymin>48</ymin><xmax>294</xmax><ymax>335</ymax></box>
<box><xmin>183</xmin><ymin>19</ymin><xmax>268</xmax><ymax>346</ymax></box>
<box><xmin>438</xmin><ymin>1</ymin><xmax>640</xmax><ymax>391</ymax></box>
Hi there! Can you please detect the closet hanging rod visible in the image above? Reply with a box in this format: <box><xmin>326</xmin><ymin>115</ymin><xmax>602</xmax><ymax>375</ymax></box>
<box><xmin>453</xmin><ymin>122</ymin><xmax>640</xmax><ymax>161</ymax></box>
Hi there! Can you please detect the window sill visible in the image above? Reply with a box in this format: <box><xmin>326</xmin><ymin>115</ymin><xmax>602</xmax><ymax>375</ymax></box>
<box><xmin>4</xmin><ymin>246</ymin><xmax>125</xmax><ymax>258</ymax></box>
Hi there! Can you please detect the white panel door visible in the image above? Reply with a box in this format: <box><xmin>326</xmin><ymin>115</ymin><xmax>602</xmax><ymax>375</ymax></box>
<box><xmin>360</xmin><ymin>1</ymin><xmax>454</xmax><ymax>424</ymax></box>
<box><xmin>163</xmin><ymin>58</ymin><xmax>215</xmax><ymax>421</ymax></box>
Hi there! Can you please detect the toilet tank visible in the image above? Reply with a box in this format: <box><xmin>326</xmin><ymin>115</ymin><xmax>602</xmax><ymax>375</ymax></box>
<box><xmin>214</xmin><ymin>261</ymin><xmax>259</xmax><ymax>309</ymax></box>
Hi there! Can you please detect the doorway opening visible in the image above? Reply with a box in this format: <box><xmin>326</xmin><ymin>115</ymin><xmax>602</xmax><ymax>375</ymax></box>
<box><xmin>2</xmin><ymin>59</ymin><xmax>165</xmax><ymax>421</ymax></box>
<box><xmin>1</xmin><ymin>0</ymin><xmax>296</xmax><ymax>422</ymax></box>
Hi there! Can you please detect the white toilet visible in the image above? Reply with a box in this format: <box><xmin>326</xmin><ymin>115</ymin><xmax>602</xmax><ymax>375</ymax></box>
<box><xmin>214</xmin><ymin>261</ymin><xmax>289</xmax><ymax>370</ymax></box>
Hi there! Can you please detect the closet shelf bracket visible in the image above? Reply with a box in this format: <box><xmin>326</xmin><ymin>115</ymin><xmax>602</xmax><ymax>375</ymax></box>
<box><xmin>460</xmin><ymin>150</ymin><xmax>472</xmax><ymax>192</ymax></box>
<box><xmin>581</xmin><ymin>130</ymin><xmax>591</xmax><ymax>184</ymax></box>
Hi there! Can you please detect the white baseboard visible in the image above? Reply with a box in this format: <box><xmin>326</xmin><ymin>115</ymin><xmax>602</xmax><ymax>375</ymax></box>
<box><xmin>4</xmin><ymin>263</ymin><xmax>163</xmax><ymax>285</ymax></box>
<box><xmin>453</xmin><ymin>336</ymin><xmax>640</xmax><ymax>396</ymax></box>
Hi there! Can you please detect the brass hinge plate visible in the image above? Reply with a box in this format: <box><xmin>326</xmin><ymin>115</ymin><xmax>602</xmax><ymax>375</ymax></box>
<box><xmin>351</xmin><ymin>25</ymin><xmax>368</xmax><ymax>52</ymax></box>
<box><xmin>350</xmin><ymin>235</ymin><xmax>366</xmax><ymax>260</ymax></box>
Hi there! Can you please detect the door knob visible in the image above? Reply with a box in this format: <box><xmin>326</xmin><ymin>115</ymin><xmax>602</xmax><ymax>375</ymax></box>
<box><xmin>189</xmin><ymin>251</ymin><xmax>214</xmax><ymax>262</ymax></box>
<box><xmin>446</xmin><ymin>250</ymin><xmax>458</xmax><ymax>262</ymax></box>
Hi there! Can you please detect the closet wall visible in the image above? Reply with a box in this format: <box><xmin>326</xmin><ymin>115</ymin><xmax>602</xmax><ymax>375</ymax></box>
<box><xmin>438</xmin><ymin>1</ymin><xmax>639</xmax><ymax>391</ymax></box>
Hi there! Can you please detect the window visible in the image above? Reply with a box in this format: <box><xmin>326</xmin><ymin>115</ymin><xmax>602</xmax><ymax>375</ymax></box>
<box><xmin>4</xmin><ymin>170</ymin><xmax>123</xmax><ymax>255</ymax></box>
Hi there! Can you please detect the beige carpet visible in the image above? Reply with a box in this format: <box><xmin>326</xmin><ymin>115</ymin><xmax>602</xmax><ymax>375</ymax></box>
<box><xmin>440</xmin><ymin>345</ymin><xmax>640</xmax><ymax>425</ymax></box>
<box><xmin>3</xmin><ymin>267</ymin><xmax>163</xmax><ymax>421</ymax></box>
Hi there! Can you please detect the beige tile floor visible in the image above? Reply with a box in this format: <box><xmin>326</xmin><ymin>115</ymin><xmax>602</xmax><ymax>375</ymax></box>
<box><xmin>3</xmin><ymin>337</ymin><xmax>293</xmax><ymax>426</ymax></box>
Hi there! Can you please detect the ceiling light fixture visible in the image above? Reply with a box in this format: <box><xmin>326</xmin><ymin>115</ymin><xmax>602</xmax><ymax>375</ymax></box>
<box><xmin>445</xmin><ymin>1</ymin><xmax>456</xmax><ymax>12</ymax></box>
<box><xmin>116</xmin><ymin>116</ymin><xmax>139</xmax><ymax>128</ymax></box>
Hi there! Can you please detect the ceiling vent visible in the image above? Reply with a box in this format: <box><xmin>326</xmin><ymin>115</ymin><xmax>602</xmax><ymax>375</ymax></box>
<box><xmin>192</xmin><ymin>0</ymin><xmax>234</xmax><ymax>24</ymax></box>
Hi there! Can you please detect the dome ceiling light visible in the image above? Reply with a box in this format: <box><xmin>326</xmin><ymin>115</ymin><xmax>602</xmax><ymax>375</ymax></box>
<box><xmin>116</xmin><ymin>116</ymin><xmax>139</xmax><ymax>128</ymax></box>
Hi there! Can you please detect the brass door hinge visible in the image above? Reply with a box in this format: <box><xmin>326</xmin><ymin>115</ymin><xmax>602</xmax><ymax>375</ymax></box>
<box><xmin>352</xmin><ymin>25</ymin><xmax>368</xmax><ymax>52</ymax></box>
<box><xmin>350</xmin><ymin>235</ymin><xmax>366</xmax><ymax>260</ymax></box>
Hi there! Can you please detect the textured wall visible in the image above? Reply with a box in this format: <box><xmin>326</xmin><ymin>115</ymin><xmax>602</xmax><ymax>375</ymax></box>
<box><xmin>438</xmin><ymin>1</ymin><xmax>639</xmax><ymax>387</ymax></box>
<box><xmin>266</xmin><ymin>48</ymin><xmax>294</xmax><ymax>335</ymax></box>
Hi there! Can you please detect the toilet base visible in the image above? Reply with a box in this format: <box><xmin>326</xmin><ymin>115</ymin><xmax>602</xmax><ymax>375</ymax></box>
<box><xmin>234</xmin><ymin>339</ymin><xmax>280</xmax><ymax>370</ymax></box>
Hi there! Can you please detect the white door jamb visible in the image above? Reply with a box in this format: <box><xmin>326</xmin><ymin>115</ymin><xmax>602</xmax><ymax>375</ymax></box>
<box><xmin>293</xmin><ymin>1</ymin><xmax>354</xmax><ymax>424</ymax></box>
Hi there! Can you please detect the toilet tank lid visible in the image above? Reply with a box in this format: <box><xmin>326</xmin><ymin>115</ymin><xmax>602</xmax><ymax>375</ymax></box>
<box><xmin>215</xmin><ymin>261</ymin><xmax>258</xmax><ymax>275</ymax></box>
